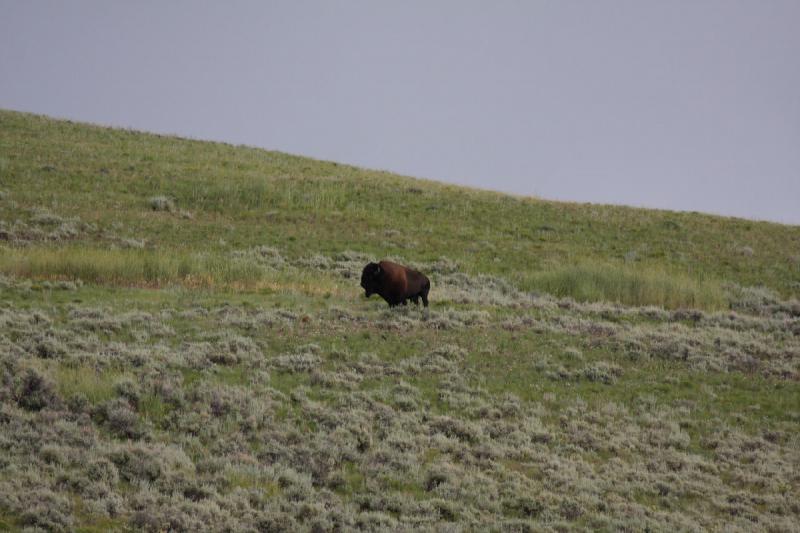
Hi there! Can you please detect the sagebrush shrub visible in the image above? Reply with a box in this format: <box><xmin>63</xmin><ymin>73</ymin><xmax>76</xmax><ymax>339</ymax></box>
<box><xmin>148</xmin><ymin>196</ymin><xmax>175</xmax><ymax>212</ymax></box>
<box><xmin>19</xmin><ymin>489</ymin><xmax>74</xmax><ymax>531</ymax></box>
<box><xmin>99</xmin><ymin>397</ymin><xmax>146</xmax><ymax>439</ymax></box>
<box><xmin>14</xmin><ymin>366</ymin><xmax>61</xmax><ymax>411</ymax></box>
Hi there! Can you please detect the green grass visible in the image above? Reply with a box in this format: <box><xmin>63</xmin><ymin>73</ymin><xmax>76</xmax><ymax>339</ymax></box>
<box><xmin>226</xmin><ymin>468</ymin><xmax>280</xmax><ymax>495</ymax></box>
<box><xmin>0</xmin><ymin>512</ymin><xmax>19</xmax><ymax>531</ymax></box>
<box><xmin>334</xmin><ymin>462</ymin><xmax>367</xmax><ymax>497</ymax></box>
<box><xmin>54</xmin><ymin>364</ymin><xmax>127</xmax><ymax>406</ymax></box>
<box><xmin>526</xmin><ymin>262</ymin><xmax>728</xmax><ymax>310</ymax></box>
<box><xmin>0</xmin><ymin>246</ymin><xmax>265</xmax><ymax>288</ymax></box>
<box><xmin>138</xmin><ymin>392</ymin><xmax>170</xmax><ymax>425</ymax></box>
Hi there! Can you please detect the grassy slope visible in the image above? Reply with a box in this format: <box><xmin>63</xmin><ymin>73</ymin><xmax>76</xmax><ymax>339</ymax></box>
<box><xmin>2</xmin><ymin>110</ymin><xmax>798</xmax><ymax>299</ymax></box>
<box><xmin>1</xmin><ymin>109</ymin><xmax>799</xmax><ymax>531</ymax></box>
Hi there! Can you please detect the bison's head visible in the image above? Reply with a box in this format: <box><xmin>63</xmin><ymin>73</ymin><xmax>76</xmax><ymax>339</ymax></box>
<box><xmin>360</xmin><ymin>262</ymin><xmax>382</xmax><ymax>297</ymax></box>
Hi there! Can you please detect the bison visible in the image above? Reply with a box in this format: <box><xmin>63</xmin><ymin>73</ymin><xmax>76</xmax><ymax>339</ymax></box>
<box><xmin>360</xmin><ymin>260</ymin><xmax>430</xmax><ymax>307</ymax></box>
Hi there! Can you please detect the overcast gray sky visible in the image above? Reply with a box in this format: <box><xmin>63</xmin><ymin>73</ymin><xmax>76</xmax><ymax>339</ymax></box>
<box><xmin>2</xmin><ymin>1</ymin><xmax>799</xmax><ymax>224</ymax></box>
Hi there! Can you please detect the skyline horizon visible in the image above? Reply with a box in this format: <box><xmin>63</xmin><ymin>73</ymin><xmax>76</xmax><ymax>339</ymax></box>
<box><xmin>4</xmin><ymin>105</ymin><xmax>796</xmax><ymax>227</ymax></box>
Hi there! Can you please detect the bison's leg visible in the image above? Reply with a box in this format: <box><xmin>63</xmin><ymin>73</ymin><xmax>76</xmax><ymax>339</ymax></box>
<box><xmin>421</xmin><ymin>288</ymin><xmax>429</xmax><ymax>307</ymax></box>
<box><xmin>410</xmin><ymin>295</ymin><xmax>419</xmax><ymax>305</ymax></box>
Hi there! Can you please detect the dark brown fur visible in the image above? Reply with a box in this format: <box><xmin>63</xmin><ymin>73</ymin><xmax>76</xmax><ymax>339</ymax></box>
<box><xmin>360</xmin><ymin>260</ymin><xmax>430</xmax><ymax>307</ymax></box>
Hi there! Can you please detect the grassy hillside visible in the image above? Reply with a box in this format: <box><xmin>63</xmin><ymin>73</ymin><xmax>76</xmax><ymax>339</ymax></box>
<box><xmin>0</xmin><ymin>109</ymin><xmax>798</xmax><ymax>531</ymax></box>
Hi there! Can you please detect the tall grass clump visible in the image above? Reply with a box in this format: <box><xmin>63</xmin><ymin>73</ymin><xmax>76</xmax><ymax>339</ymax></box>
<box><xmin>526</xmin><ymin>263</ymin><xmax>727</xmax><ymax>310</ymax></box>
<box><xmin>54</xmin><ymin>365</ymin><xmax>123</xmax><ymax>406</ymax></box>
<box><xmin>0</xmin><ymin>246</ymin><xmax>265</xmax><ymax>288</ymax></box>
